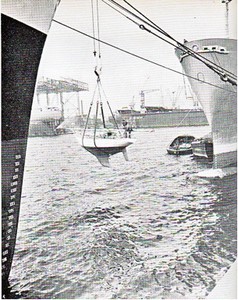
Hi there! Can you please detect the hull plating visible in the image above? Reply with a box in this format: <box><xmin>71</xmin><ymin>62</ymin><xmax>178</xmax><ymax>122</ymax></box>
<box><xmin>2</xmin><ymin>0</ymin><xmax>58</xmax><ymax>293</ymax></box>
<box><xmin>176</xmin><ymin>39</ymin><xmax>237</xmax><ymax>168</ymax></box>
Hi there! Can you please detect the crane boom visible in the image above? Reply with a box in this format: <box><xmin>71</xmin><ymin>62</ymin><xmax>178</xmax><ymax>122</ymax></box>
<box><xmin>140</xmin><ymin>88</ymin><xmax>160</xmax><ymax>108</ymax></box>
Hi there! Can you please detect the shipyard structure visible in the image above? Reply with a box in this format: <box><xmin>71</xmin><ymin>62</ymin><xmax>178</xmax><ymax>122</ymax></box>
<box><xmin>29</xmin><ymin>77</ymin><xmax>88</xmax><ymax>136</ymax></box>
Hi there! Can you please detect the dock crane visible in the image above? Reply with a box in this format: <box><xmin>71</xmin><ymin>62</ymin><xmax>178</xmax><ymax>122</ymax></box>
<box><xmin>140</xmin><ymin>89</ymin><xmax>161</xmax><ymax>109</ymax></box>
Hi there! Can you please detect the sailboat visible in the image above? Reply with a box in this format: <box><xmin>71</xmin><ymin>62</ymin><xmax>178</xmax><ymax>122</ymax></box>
<box><xmin>80</xmin><ymin>71</ymin><xmax>135</xmax><ymax>167</ymax></box>
<box><xmin>79</xmin><ymin>1</ymin><xmax>135</xmax><ymax>167</ymax></box>
<box><xmin>82</xmin><ymin>133</ymin><xmax>134</xmax><ymax>167</ymax></box>
<box><xmin>80</xmin><ymin>87</ymin><xmax>135</xmax><ymax>167</ymax></box>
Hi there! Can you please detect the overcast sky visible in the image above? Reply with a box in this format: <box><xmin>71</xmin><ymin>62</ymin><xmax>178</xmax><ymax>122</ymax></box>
<box><xmin>36</xmin><ymin>0</ymin><xmax>237</xmax><ymax>113</ymax></box>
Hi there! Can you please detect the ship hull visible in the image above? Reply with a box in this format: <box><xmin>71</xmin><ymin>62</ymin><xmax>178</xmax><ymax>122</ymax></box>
<box><xmin>175</xmin><ymin>38</ymin><xmax>237</xmax><ymax>168</ymax></box>
<box><xmin>118</xmin><ymin>109</ymin><xmax>208</xmax><ymax>128</ymax></box>
<box><xmin>29</xmin><ymin>108</ymin><xmax>63</xmax><ymax>136</ymax></box>
<box><xmin>29</xmin><ymin>119</ymin><xmax>63</xmax><ymax>136</ymax></box>
<box><xmin>2</xmin><ymin>1</ymin><xmax>58</xmax><ymax>295</ymax></box>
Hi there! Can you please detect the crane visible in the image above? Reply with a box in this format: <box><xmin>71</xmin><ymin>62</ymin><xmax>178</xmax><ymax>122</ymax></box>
<box><xmin>140</xmin><ymin>89</ymin><xmax>161</xmax><ymax>109</ymax></box>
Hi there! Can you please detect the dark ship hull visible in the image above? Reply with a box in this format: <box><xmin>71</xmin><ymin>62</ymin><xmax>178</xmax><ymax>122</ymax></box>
<box><xmin>2</xmin><ymin>1</ymin><xmax>59</xmax><ymax>296</ymax></box>
<box><xmin>118</xmin><ymin>109</ymin><xmax>208</xmax><ymax>128</ymax></box>
<box><xmin>176</xmin><ymin>39</ymin><xmax>237</xmax><ymax>168</ymax></box>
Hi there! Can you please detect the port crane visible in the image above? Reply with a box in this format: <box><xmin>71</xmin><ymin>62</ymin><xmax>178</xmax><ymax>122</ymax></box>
<box><xmin>139</xmin><ymin>89</ymin><xmax>161</xmax><ymax>109</ymax></box>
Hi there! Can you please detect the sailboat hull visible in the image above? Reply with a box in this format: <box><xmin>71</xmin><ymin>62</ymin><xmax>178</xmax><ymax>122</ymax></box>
<box><xmin>80</xmin><ymin>138</ymin><xmax>135</xmax><ymax>166</ymax></box>
<box><xmin>82</xmin><ymin>138</ymin><xmax>134</xmax><ymax>156</ymax></box>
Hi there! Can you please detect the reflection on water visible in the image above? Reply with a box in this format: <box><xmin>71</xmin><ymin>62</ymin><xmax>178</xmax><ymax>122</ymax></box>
<box><xmin>9</xmin><ymin>127</ymin><xmax>236</xmax><ymax>299</ymax></box>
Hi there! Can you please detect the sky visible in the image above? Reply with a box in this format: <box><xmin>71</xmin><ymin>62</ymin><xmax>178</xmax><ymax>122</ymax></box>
<box><xmin>36</xmin><ymin>0</ymin><xmax>237</xmax><ymax>115</ymax></box>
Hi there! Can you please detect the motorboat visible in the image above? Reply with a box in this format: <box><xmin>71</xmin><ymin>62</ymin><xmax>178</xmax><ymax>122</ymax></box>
<box><xmin>192</xmin><ymin>133</ymin><xmax>213</xmax><ymax>161</ymax></box>
<box><xmin>167</xmin><ymin>135</ymin><xmax>195</xmax><ymax>155</ymax></box>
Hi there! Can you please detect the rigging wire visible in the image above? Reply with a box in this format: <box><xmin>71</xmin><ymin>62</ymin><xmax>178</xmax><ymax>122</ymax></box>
<box><xmin>107</xmin><ymin>0</ymin><xmax>237</xmax><ymax>80</ymax></box>
<box><xmin>126</xmin><ymin>0</ymin><xmax>237</xmax><ymax>82</ymax></box>
<box><xmin>52</xmin><ymin>19</ymin><xmax>236</xmax><ymax>94</ymax></box>
<box><xmin>96</xmin><ymin>0</ymin><xmax>102</xmax><ymax>58</ymax></box>
<box><xmin>104</xmin><ymin>0</ymin><xmax>237</xmax><ymax>81</ymax></box>
<box><xmin>91</xmin><ymin>0</ymin><xmax>97</xmax><ymax>57</ymax></box>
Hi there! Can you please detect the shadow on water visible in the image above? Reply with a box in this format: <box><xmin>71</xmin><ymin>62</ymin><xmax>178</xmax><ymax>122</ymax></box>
<box><xmin>2</xmin><ymin>281</ymin><xmax>29</xmax><ymax>299</ymax></box>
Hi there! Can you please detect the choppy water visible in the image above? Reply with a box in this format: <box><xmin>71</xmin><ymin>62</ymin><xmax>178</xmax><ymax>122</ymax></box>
<box><xmin>10</xmin><ymin>126</ymin><xmax>236</xmax><ymax>299</ymax></box>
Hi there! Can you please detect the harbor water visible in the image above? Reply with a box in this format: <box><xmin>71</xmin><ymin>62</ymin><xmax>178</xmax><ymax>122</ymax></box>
<box><xmin>10</xmin><ymin>126</ymin><xmax>237</xmax><ymax>299</ymax></box>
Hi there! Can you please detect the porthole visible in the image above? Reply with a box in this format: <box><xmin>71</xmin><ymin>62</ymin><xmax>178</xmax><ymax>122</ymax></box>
<box><xmin>192</xmin><ymin>44</ymin><xmax>199</xmax><ymax>52</ymax></box>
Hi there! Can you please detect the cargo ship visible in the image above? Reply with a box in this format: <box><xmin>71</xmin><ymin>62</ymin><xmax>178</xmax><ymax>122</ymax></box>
<box><xmin>117</xmin><ymin>106</ymin><xmax>208</xmax><ymax>128</ymax></box>
<box><xmin>2</xmin><ymin>0</ymin><xmax>60</xmax><ymax>296</ymax></box>
<box><xmin>175</xmin><ymin>38</ymin><xmax>237</xmax><ymax>168</ymax></box>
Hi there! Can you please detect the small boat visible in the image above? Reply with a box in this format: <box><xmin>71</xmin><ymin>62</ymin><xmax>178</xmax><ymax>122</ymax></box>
<box><xmin>191</xmin><ymin>133</ymin><xmax>213</xmax><ymax>161</ymax></box>
<box><xmin>167</xmin><ymin>135</ymin><xmax>195</xmax><ymax>155</ymax></box>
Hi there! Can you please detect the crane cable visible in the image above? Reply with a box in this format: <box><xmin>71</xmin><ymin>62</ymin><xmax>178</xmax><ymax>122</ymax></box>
<box><xmin>91</xmin><ymin>0</ymin><xmax>103</xmax><ymax>146</ymax></box>
<box><xmin>91</xmin><ymin>0</ymin><xmax>102</xmax><ymax>71</ymax></box>
<box><xmin>83</xmin><ymin>0</ymin><xmax>122</xmax><ymax>149</ymax></box>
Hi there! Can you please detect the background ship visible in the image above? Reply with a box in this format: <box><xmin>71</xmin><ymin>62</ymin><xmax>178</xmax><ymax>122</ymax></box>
<box><xmin>29</xmin><ymin>77</ymin><xmax>88</xmax><ymax>137</ymax></box>
<box><xmin>176</xmin><ymin>38</ymin><xmax>237</xmax><ymax>168</ymax></box>
<box><xmin>117</xmin><ymin>106</ymin><xmax>208</xmax><ymax>128</ymax></box>
<box><xmin>30</xmin><ymin>106</ymin><xmax>63</xmax><ymax>136</ymax></box>
<box><xmin>117</xmin><ymin>87</ymin><xmax>208</xmax><ymax>128</ymax></box>
<box><xmin>2</xmin><ymin>0</ymin><xmax>59</xmax><ymax>296</ymax></box>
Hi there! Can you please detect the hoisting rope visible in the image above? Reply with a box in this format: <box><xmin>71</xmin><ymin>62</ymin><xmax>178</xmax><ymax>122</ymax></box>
<box><xmin>91</xmin><ymin>0</ymin><xmax>102</xmax><ymax>70</ymax></box>
<box><xmin>96</xmin><ymin>0</ymin><xmax>102</xmax><ymax>59</ymax></box>
<box><xmin>93</xmin><ymin>100</ymin><xmax>99</xmax><ymax>147</ymax></box>
<box><xmin>82</xmin><ymin>0</ymin><xmax>122</xmax><ymax>150</ymax></box>
<box><xmin>91</xmin><ymin>0</ymin><xmax>97</xmax><ymax>58</ymax></box>
<box><xmin>82</xmin><ymin>83</ymin><xmax>98</xmax><ymax>145</ymax></box>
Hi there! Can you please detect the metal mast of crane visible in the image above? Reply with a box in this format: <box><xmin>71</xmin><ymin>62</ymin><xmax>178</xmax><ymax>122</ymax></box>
<box><xmin>222</xmin><ymin>0</ymin><xmax>232</xmax><ymax>38</ymax></box>
<box><xmin>140</xmin><ymin>89</ymin><xmax>161</xmax><ymax>109</ymax></box>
